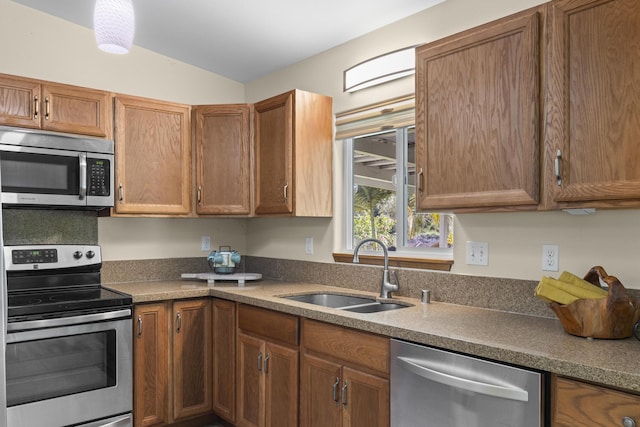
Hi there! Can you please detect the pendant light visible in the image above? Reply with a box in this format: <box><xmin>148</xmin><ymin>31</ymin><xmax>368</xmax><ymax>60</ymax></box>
<box><xmin>94</xmin><ymin>0</ymin><xmax>135</xmax><ymax>54</ymax></box>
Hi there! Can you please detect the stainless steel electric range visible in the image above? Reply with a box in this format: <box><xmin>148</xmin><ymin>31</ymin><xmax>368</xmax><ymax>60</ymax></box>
<box><xmin>4</xmin><ymin>244</ymin><xmax>133</xmax><ymax>427</ymax></box>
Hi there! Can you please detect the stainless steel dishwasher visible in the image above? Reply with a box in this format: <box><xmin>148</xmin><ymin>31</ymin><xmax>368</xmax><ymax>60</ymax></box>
<box><xmin>390</xmin><ymin>339</ymin><xmax>545</xmax><ymax>427</ymax></box>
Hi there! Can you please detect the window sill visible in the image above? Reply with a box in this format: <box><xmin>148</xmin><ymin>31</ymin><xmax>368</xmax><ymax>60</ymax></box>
<box><xmin>332</xmin><ymin>252</ymin><xmax>453</xmax><ymax>272</ymax></box>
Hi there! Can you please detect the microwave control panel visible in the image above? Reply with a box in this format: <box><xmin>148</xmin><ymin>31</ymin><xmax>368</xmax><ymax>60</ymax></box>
<box><xmin>88</xmin><ymin>158</ymin><xmax>110</xmax><ymax>196</ymax></box>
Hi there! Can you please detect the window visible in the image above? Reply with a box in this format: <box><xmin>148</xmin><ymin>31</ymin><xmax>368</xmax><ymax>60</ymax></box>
<box><xmin>337</xmin><ymin>96</ymin><xmax>453</xmax><ymax>261</ymax></box>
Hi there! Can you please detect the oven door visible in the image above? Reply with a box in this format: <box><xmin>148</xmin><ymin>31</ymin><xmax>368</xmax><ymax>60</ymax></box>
<box><xmin>5</xmin><ymin>310</ymin><xmax>132</xmax><ymax>427</ymax></box>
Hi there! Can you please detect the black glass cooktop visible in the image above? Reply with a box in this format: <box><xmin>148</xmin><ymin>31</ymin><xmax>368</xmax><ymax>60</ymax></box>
<box><xmin>8</xmin><ymin>286</ymin><xmax>132</xmax><ymax>320</ymax></box>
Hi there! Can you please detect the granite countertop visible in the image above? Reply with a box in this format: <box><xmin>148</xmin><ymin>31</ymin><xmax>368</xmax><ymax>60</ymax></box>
<box><xmin>107</xmin><ymin>278</ymin><xmax>640</xmax><ymax>393</ymax></box>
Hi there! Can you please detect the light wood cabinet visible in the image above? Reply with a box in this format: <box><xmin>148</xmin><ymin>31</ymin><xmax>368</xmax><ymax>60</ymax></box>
<box><xmin>114</xmin><ymin>95</ymin><xmax>191</xmax><ymax>215</ymax></box>
<box><xmin>133</xmin><ymin>299</ymin><xmax>212</xmax><ymax>426</ymax></box>
<box><xmin>552</xmin><ymin>375</ymin><xmax>640</xmax><ymax>426</ymax></box>
<box><xmin>133</xmin><ymin>303</ymin><xmax>170</xmax><ymax>427</ymax></box>
<box><xmin>236</xmin><ymin>304</ymin><xmax>299</xmax><ymax>427</ymax></box>
<box><xmin>544</xmin><ymin>0</ymin><xmax>640</xmax><ymax>209</ymax></box>
<box><xmin>415</xmin><ymin>7</ymin><xmax>542</xmax><ymax>211</ymax></box>
<box><xmin>253</xmin><ymin>89</ymin><xmax>333</xmax><ymax>217</ymax></box>
<box><xmin>193</xmin><ymin>104</ymin><xmax>252</xmax><ymax>215</ymax></box>
<box><xmin>0</xmin><ymin>73</ymin><xmax>111</xmax><ymax>138</ymax></box>
<box><xmin>300</xmin><ymin>319</ymin><xmax>389</xmax><ymax>427</ymax></box>
<box><xmin>212</xmin><ymin>298</ymin><xmax>236</xmax><ymax>423</ymax></box>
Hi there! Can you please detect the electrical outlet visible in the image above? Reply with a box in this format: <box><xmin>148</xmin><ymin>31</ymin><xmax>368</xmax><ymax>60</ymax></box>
<box><xmin>305</xmin><ymin>237</ymin><xmax>314</xmax><ymax>255</ymax></box>
<box><xmin>201</xmin><ymin>236</ymin><xmax>211</xmax><ymax>252</ymax></box>
<box><xmin>466</xmin><ymin>241</ymin><xmax>488</xmax><ymax>266</ymax></box>
<box><xmin>542</xmin><ymin>244</ymin><xmax>559</xmax><ymax>271</ymax></box>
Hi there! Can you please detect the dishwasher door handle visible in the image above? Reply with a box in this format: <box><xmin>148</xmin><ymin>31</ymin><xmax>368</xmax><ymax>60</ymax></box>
<box><xmin>397</xmin><ymin>356</ymin><xmax>529</xmax><ymax>402</ymax></box>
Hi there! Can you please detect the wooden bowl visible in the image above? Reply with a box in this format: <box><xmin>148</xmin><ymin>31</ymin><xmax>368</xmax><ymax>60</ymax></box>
<box><xmin>550</xmin><ymin>266</ymin><xmax>640</xmax><ymax>339</ymax></box>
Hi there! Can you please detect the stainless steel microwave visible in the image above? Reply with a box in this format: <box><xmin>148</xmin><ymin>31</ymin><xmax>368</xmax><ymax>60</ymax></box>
<box><xmin>0</xmin><ymin>126</ymin><xmax>114</xmax><ymax>209</ymax></box>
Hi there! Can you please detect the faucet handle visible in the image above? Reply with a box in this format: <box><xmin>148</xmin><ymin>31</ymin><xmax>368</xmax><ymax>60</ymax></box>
<box><xmin>390</xmin><ymin>270</ymin><xmax>399</xmax><ymax>286</ymax></box>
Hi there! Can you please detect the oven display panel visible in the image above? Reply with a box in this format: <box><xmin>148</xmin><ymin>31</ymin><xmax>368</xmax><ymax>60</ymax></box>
<box><xmin>12</xmin><ymin>249</ymin><xmax>58</xmax><ymax>264</ymax></box>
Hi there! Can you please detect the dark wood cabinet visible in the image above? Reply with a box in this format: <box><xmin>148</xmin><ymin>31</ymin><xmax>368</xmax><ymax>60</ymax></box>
<box><xmin>212</xmin><ymin>298</ymin><xmax>236</xmax><ymax>423</ymax></box>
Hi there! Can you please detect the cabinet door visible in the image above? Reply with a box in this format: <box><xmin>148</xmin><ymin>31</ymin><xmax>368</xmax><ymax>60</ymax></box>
<box><xmin>552</xmin><ymin>376</ymin><xmax>640</xmax><ymax>426</ymax></box>
<box><xmin>254</xmin><ymin>91</ymin><xmax>293</xmax><ymax>215</ymax></box>
<box><xmin>545</xmin><ymin>0</ymin><xmax>640</xmax><ymax>208</ymax></box>
<box><xmin>172</xmin><ymin>299</ymin><xmax>212</xmax><ymax>421</ymax></box>
<box><xmin>415</xmin><ymin>8</ymin><xmax>540</xmax><ymax>210</ymax></box>
<box><xmin>264</xmin><ymin>342</ymin><xmax>298</xmax><ymax>427</ymax></box>
<box><xmin>114</xmin><ymin>96</ymin><xmax>191</xmax><ymax>215</ymax></box>
<box><xmin>41</xmin><ymin>83</ymin><xmax>111</xmax><ymax>138</ymax></box>
<box><xmin>237</xmin><ymin>333</ymin><xmax>265</xmax><ymax>427</ymax></box>
<box><xmin>133</xmin><ymin>303</ymin><xmax>170</xmax><ymax>427</ymax></box>
<box><xmin>300</xmin><ymin>353</ymin><xmax>342</xmax><ymax>427</ymax></box>
<box><xmin>193</xmin><ymin>104</ymin><xmax>252</xmax><ymax>215</ymax></box>
<box><xmin>212</xmin><ymin>299</ymin><xmax>236</xmax><ymax>423</ymax></box>
<box><xmin>0</xmin><ymin>74</ymin><xmax>40</xmax><ymax>129</ymax></box>
<box><xmin>342</xmin><ymin>367</ymin><xmax>389</xmax><ymax>427</ymax></box>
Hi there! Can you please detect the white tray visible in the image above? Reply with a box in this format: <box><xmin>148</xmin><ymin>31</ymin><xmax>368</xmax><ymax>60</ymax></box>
<box><xmin>181</xmin><ymin>272</ymin><xmax>262</xmax><ymax>286</ymax></box>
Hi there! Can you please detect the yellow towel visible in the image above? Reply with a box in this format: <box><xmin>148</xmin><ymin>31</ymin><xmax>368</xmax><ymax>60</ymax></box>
<box><xmin>534</xmin><ymin>275</ymin><xmax>608</xmax><ymax>305</ymax></box>
<box><xmin>558</xmin><ymin>271</ymin><xmax>607</xmax><ymax>294</ymax></box>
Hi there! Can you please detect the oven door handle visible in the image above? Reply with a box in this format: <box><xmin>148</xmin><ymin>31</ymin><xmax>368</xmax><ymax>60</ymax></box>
<box><xmin>7</xmin><ymin>308</ymin><xmax>132</xmax><ymax>332</ymax></box>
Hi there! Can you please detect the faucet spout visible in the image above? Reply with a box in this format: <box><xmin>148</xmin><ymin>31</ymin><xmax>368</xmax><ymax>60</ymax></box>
<box><xmin>352</xmin><ymin>238</ymin><xmax>398</xmax><ymax>299</ymax></box>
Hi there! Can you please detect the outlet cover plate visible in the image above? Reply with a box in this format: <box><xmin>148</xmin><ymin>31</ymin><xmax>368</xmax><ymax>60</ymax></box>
<box><xmin>542</xmin><ymin>244</ymin><xmax>559</xmax><ymax>271</ymax></box>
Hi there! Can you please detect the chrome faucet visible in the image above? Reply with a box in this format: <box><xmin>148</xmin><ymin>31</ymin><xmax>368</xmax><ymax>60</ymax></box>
<box><xmin>352</xmin><ymin>238</ymin><xmax>399</xmax><ymax>299</ymax></box>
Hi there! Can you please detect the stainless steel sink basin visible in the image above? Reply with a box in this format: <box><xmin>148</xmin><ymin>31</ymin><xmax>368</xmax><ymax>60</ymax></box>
<box><xmin>282</xmin><ymin>292</ymin><xmax>375</xmax><ymax>308</ymax></box>
<box><xmin>342</xmin><ymin>302</ymin><xmax>409</xmax><ymax>313</ymax></box>
<box><xmin>281</xmin><ymin>292</ymin><xmax>411</xmax><ymax>313</ymax></box>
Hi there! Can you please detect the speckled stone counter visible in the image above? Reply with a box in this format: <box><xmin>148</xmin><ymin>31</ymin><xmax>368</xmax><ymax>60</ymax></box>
<box><xmin>107</xmin><ymin>279</ymin><xmax>640</xmax><ymax>394</ymax></box>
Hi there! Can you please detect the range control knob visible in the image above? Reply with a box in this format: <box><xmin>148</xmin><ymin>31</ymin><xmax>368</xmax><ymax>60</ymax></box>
<box><xmin>73</xmin><ymin>251</ymin><xmax>83</xmax><ymax>259</ymax></box>
<box><xmin>86</xmin><ymin>250</ymin><xmax>95</xmax><ymax>259</ymax></box>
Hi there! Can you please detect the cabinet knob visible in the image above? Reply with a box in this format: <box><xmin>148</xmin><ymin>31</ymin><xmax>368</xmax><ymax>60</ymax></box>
<box><xmin>137</xmin><ymin>315</ymin><xmax>143</xmax><ymax>338</ymax></box>
<box><xmin>622</xmin><ymin>417</ymin><xmax>636</xmax><ymax>427</ymax></box>
<box><xmin>176</xmin><ymin>311</ymin><xmax>182</xmax><ymax>333</ymax></box>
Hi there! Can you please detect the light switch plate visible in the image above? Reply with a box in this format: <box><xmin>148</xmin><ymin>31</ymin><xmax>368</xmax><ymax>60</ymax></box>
<box><xmin>466</xmin><ymin>241</ymin><xmax>488</xmax><ymax>266</ymax></box>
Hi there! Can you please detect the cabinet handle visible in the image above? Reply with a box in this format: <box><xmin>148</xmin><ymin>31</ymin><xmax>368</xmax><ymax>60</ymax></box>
<box><xmin>197</xmin><ymin>185</ymin><xmax>202</xmax><ymax>206</ymax></box>
<box><xmin>118</xmin><ymin>183</ymin><xmax>124</xmax><ymax>203</ymax></box>
<box><xmin>283</xmin><ymin>182</ymin><xmax>289</xmax><ymax>203</ymax></box>
<box><xmin>257</xmin><ymin>352</ymin><xmax>263</xmax><ymax>372</ymax></box>
<box><xmin>33</xmin><ymin>95</ymin><xmax>39</xmax><ymax>119</ymax></box>
<box><xmin>332</xmin><ymin>377</ymin><xmax>340</xmax><ymax>403</ymax></box>
<box><xmin>554</xmin><ymin>149</ymin><xmax>562</xmax><ymax>186</ymax></box>
<box><xmin>45</xmin><ymin>96</ymin><xmax>50</xmax><ymax>120</ymax></box>
<box><xmin>417</xmin><ymin>168</ymin><xmax>424</xmax><ymax>195</ymax></box>
<box><xmin>622</xmin><ymin>417</ymin><xmax>636</xmax><ymax>427</ymax></box>
<box><xmin>176</xmin><ymin>311</ymin><xmax>181</xmax><ymax>333</ymax></box>
<box><xmin>263</xmin><ymin>353</ymin><xmax>270</xmax><ymax>375</ymax></box>
<box><xmin>341</xmin><ymin>381</ymin><xmax>348</xmax><ymax>406</ymax></box>
<box><xmin>137</xmin><ymin>315</ymin><xmax>143</xmax><ymax>338</ymax></box>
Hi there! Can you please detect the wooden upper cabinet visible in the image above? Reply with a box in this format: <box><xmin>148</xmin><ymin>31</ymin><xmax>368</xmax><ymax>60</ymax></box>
<box><xmin>544</xmin><ymin>0</ymin><xmax>640</xmax><ymax>209</ymax></box>
<box><xmin>193</xmin><ymin>104</ymin><xmax>252</xmax><ymax>215</ymax></box>
<box><xmin>0</xmin><ymin>73</ymin><xmax>111</xmax><ymax>138</ymax></box>
<box><xmin>114</xmin><ymin>95</ymin><xmax>191</xmax><ymax>215</ymax></box>
<box><xmin>254</xmin><ymin>89</ymin><xmax>333</xmax><ymax>217</ymax></box>
<box><xmin>415</xmin><ymin>8</ymin><xmax>541</xmax><ymax>211</ymax></box>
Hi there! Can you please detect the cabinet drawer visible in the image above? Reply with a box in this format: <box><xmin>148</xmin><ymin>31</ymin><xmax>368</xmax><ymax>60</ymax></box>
<box><xmin>237</xmin><ymin>304</ymin><xmax>299</xmax><ymax>346</ymax></box>
<box><xmin>302</xmin><ymin>318</ymin><xmax>389</xmax><ymax>376</ymax></box>
<box><xmin>553</xmin><ymin>376</ymin><xmax>640</xmax><ymax>426</ymax></box>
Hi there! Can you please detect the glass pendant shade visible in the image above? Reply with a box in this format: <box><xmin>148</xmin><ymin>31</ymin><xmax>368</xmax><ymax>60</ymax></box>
<box><xmin>94</xmin><ymin>0</ymin><xmax>135</xmax><ymax>54</ymax></box>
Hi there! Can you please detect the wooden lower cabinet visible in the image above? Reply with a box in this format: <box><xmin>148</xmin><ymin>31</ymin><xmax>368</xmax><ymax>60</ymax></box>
<box><xmin>133</xmin><ymin>299</ymin><xmax>212</xmax><ymax>426</ymax></box>
<box><xmin>236</xmin><ymin>304</ymin><xmax>299</xmax><ymax>427</ymax></box>
<box><xmin>300</xmin><ymin>319</ymin><xmax>389</xmax><ymax>427</ymax></box>
<box><xmin>552</xmin><ymin>375</ymin><xmax>640</xmax><ymax>426</ymax></box>
<box><xmin>212</xmin><ymin>299</ymin><xmax>236</xmax><ymax>424</ymax></box>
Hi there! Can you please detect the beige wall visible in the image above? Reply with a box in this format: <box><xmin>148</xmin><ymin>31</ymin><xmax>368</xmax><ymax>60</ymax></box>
<box><xmin>244</xmin><ymin>0</ymin><xmax>640</xmax><ymax>289</ymax></box>
<box><xmin>3</xmin><ymin>0</ymin><xmax>640</xmax><ymax>288</ymax></box>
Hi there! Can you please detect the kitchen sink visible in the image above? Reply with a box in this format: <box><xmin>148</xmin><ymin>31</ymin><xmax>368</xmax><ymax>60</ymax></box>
<box><xmin>342</xmin><ymin>302</ymin><xmax>409</xmax><ymax>313</ymax></box>
<box><xmin>282</xmin><ymin>292</ymin><xmax>375</xmax><ymax>308</ymax></box>
<box><xmin>281</xmin><ymin>292</ymin><xmax>411</xmax><ymax>313</ymax></box>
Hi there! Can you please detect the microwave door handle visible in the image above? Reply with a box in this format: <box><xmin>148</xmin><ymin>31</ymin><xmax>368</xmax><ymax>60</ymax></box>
<box><xmin>396</xmin><ymin>356</ymin><xmax>529</xmax><ymax>402</ymax></box>
<box><xmin>79</xmin><ymin>152</ymin><xmax>87</xmax><ymax>200</ymax></box>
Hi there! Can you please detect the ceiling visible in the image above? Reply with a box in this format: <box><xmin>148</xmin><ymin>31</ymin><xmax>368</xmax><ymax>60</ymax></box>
<box><xmin>12</xmin><ymin>0</ymin><xmax>444</xmax><ymax>83</ymax></box>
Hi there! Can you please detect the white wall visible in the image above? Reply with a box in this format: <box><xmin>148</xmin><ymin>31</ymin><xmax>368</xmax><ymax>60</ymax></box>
<box><xmin>244</xmin><ymin>0</ymin><xmax>640</xmax><ymax>289</ymax></box>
